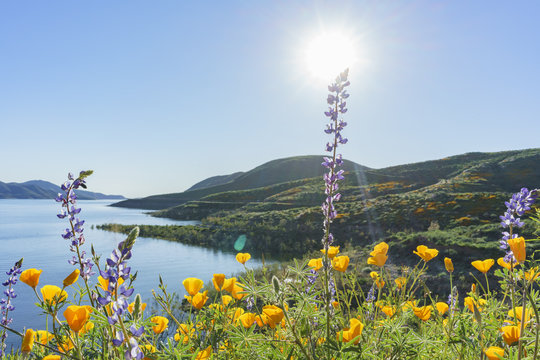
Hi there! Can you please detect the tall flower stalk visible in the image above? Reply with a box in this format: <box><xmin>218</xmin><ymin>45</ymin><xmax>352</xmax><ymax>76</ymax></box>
<box><xmin>321</xmin><ymin>69</ymin><xmax>350</xmax><ymax>339</ymax></box>
<box><xmin>56</xmin><ymin>171</ymin><xmax>96</xmax><ymax>306</ymax></box>
<box><xmin>0</xmin><ymin>258</ymin><xmax>23</xmax><ymax>358</ymax></box>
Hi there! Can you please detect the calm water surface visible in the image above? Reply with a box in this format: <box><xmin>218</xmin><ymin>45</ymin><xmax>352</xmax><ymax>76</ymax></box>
<box><xmin>0</xmin><ymin>199</ymin><xmax>262</xmax><ymax>349</ymax></box>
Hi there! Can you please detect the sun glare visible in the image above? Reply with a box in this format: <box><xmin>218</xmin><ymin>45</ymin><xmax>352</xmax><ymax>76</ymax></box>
<box><xmin>304</xmin><ymin>31</ymin><xmax>357</xmax><ymax>82</ymax></box>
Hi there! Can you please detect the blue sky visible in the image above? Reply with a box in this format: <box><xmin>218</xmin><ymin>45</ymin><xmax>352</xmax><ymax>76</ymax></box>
<box><xmin>1</xmin><ymin>1</ymin><xmax>538</xmax><ymax>198</ymax></box>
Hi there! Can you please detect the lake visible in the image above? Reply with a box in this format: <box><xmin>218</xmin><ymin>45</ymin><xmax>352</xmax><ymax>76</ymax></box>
<box><xmin>0</xmin><ymin>199</ymin><xmax>263</xmax><ymax>350</ymax></box>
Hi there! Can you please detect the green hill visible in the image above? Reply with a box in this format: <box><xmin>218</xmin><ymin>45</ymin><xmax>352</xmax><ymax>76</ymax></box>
<box><xmin>111</xmin><ymin>155</ymin><xmax>368</xmax><ymax>209</ymax></box>
<box><xmin>0</xmin><ymin>180</ymin><xmax>125</xmax><ymax>200</ymax></box>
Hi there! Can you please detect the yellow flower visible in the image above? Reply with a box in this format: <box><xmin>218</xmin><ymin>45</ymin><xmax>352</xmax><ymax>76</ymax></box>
<box><xmin>231</xmin><ymin>283</ymin><xmax>246</xmax><ymax>300</ymax></box>
<box><xmin>40</xmin><ymin>285</ymin><xmax>67</xmax><ymax>305</ymax></box>
<box><xmin>380</xmin><ymin>306</ymin><xmax>395</xmax><ymax>317</ymax></box>
<box><xmin>464</xmin><ymin>297</ymin><xmax>487</xmax><ymax>312</ymax></box>
<box><xmin>444</xmin><ymin>257</ymin><xmax>454</xmax><ymax>272</ymax></box>
<box><xmin>127</xmin><ymin>301</ymin><xmax>147</xmax><ymax>314</ymax></box>
<box><xmin>508</xmin><ymin>307</ymin><xmax>533</xmax><ymax>327</ymax></box>
<box><xmin>413</xmin><ymin>306</ymin><xmax>431</xmax><ymax>321</ymax></box>
<box><xmin>174</xmin><ymin>324</ymin><xmax>194</xmax><ymax>344</ymax></box>
<box><xmin>78</xmin><ymin>321</ymin><xmax>94</xmax><ymax>336</ymax></box>
<box><xmin>375</xmin><ymin>278</ymin><xmax>385</xmax><ymax>289</ymax></box>
<box><xmin>34</xmin><ymin>330</ymin><xmax>54</xmax><ymax>345</ymax></box>
<box><xmin>142</xmin><ymin>344</ymin><xmax>156</xmax><ymax>353</ymax></box>
<box><xmin>332</xmin><ymin>256</ymin><xmax>349</xmax><ymax>272</ymax></box>
<box><xmin>21</xmin><ymin>329</ymin><xmax>35</xmax><ymax>353</ymax></box>
<box><xmin>58</xmin><ymin>336</ymin><xmax>74</xmax><ymax>353</ymax></box>
<box><xmin>97</xmin><ymin>276</ymin><xmax>124</xmax><ymax>293</ymax></box>
<box><xmin>261</xmin><ymin>305</ymin><xmax>284</xmax><ymax>328</ymax></box>
<box><xmin>185</xmin><ymin>291</ymin><xmax>209</xmax><ymax>310</ymax></box>
<box><xmin>338</xmin><ymin>318</ymin><xmax>364</xmax><ymax>344</ymax></box>
<box><xmin>222</xmin><ymin>295</ymin><xmax>233</xmax><ymax>306</ymax></box>
<box><xmin>20</xmin><ymin>269</ymin><xmax>43</xmax><ymax>288</ymax></box>
<box><xmin>320</xmin><ymin>246</ymin><xmax>340</xmax><ymax>259</ymax></box>
<box><xmin>151</xmin><ymin>316</ymin><xmax>169</xmax><ymax>334</ymax></box>
<box><xmin>435</xmin><ymin>302</ymin><xmax>449</xmax><ymax>315</ymax></box>
<box><xmin>43</xmin><ymin>355</ymin><xmax>61</xmax><ymax>360</ymax></box>
<box><xmin>222</xmin><ymin>277</ymin><xmax>236</xmax><ymax>293</ymax></box>
<box><xmin>367</xmin><ymin>253</ymin><xmax>388</xmax><ymax>267</ymax></box>
<box><xmin>238</xmin><ymin>312</ymin><xmax>256</xmax><ymax>328</ymax></box>
<box><xmin>236</xmin><ymin>252</ymin><xmax>251</xmax><ymax>264</ymax></box>
<box><xmin>497</xmin><ymin>257</ymin><xmax>513</xmax><ymax>270</ymax></box>
<box><xmin>370</xmin><ymin>271</ymin><xmax>379</xmax><ymax>280</ymax></box>
<box><xmin>367</xmin><ymin>242</ymin><xmax>389</xmax><ymax>267</ymax></box>
<box><xmin>501</xmin><ymin>325</ymin><xmax>520</xmax><ymax>345</ymax></box>
<box><xmin>471</xmin><ymin>259</ymin><xmax>495</xmax><ymax>273</ymax></box>
<box><xmin>62</xmin><ymin>269</ymin><xmax>80</xmax><ymax>287</ymax></box>
<box><xmin>308</xmin><ymin>258</ymin><xmax>323</xmax><ymax>271</ymax></box>
<box><xmin>402</xmin><ymin>300</ymin><xmax>417</xmax><ymax>312</ymax></box>
<box><xmin>195</xmin><ymin>346</ymin><xmax>212</xmax><ymax>360</ymax></box>
<box><xmin>63</xmin><ymin>305</ymin><xmax>92</xmax><ymax>332</ymax></box>
<box><xmin>183</xmin><ymin>277</ymin><xmax>204</xmax><ymax>296</ymax></box>
<box><xmin>484</xmin><ymin>346</ymin><xmax>504</xmax><ymax>360</ymax></box>
<box><xmin>507</xmin><ymin>236</ymin><xmax>526</xmax><ymax>264</ymax></box>
<box><xmin>212</xmin><ymin>273</ymin><xmax>226</xmax><ymax>291</ymax></box>
<box><xmin>524</xmin><ymin>267</ymin><xmax>540</xmax><ymax>282</ymax></box>
<box><xmin>394</xmin><ymin>277</ymin><xmax>407</xmax><ymax>289</ymax></box>
<box><xmin>413</xmin><ymin>245</ymin><xmax>439</xmax><ymax>262</ymax></box>
<box><xmin>471</xmin><ymin>283</ymin><xmax>477</xmax><ymax>294</ymax></box>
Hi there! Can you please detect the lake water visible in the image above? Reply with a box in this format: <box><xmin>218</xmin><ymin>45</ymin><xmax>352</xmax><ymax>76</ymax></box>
<box><xmin>0</xmin><ymin>199</ymin><xmax>263</xmax><ymax>350</ymax></box>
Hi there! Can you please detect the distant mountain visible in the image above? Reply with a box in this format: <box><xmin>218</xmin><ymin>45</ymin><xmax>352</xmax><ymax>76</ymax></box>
<box><xmin>112</xmin><ymin>155</ymin><xmax>368</xmax><ymax>209</ymax></box>
<box><xmin>0</xmin><ymin>180</ymin><xmax>124</xmax><ymax>200</ymax></box>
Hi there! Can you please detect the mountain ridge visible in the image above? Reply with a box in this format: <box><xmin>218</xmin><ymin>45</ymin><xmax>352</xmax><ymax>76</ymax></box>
<box><xmin>0</xmin><ymin>179</ymin><xmax>125</xmax><ymax>200</ymax></box>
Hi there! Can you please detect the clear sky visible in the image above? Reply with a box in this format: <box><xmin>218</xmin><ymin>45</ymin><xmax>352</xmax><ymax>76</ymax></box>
<box><xmin>1</xmin><ymin>1</ymin><xmax>539</xmax><ymax>198</ymax></box>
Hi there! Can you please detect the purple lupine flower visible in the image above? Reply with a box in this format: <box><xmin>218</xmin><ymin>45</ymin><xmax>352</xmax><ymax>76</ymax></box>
<box><xmin>56</xmin><ymin>171</ymin><xmax>95</xmax><ymax>280</ymax></box>
<box><xmin>306</xmin><ymin>269</ymin><xmax>319</xmax><ymax>294</ymax></box>
<box><xmin>97</xmin><ymin>227</ymin><xmax>143</xmax><ymax>359</ymax></box>
<box><xmin>321</xmin><ymin>69</ymin><xmax>350</xmax><ymax>254</ymax></box>
<box><xmin>498</xmin><ymin>188</ymin><xmax>538</xmax><ymax>262</ymax></box>
<box><xmin>0</xmin><ymin>258</ymin><xmax>23</xmax><ymax>358</ymax></box>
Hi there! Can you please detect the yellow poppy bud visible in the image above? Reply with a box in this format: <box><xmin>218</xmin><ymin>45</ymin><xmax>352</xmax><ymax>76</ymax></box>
<box><xmin>444</xmin><ymin>257</ymin><xmax>453</xmax><ymax>272</ymax></box>
<box><xmin>20</xmin><ymin>269</ymin><xmax>43</xmax><ymax>289</ymax></box>
<box><xmin>183</xmin><ymin>277</ymin><xmax>204</xmax><ymax>296</ymax></box>
<box><xmin>21</xmin><ymin>329</ymin><xmax>35</xmax><ymax>353</ymax></box>
<box><xmin>413</xmin><ymin>245</ymin><xmax>439</xmax><ymax>262</ymax></box>
<box><xmin>332</xmin><ymin>256</ymin><xmax>349</xmax><ymax>272</ymax></box>
<box><xmin>236</xmin><ymin>253</ymin><xmax>251</xmax><ymax>264</ymax></box>
<box><xmin>40</xmin><ymin>285</ymin><xmax>67</xmax><ymax>306</ymax></box>
<box><xmin>507</xmin><ymin>236</ymin><xmax>526</xmax><ymax>264</ymax></box>
<box><xmin>151</xmin><ymin>316</ymin><xmax>169</xmax><ymax>334</ymax></box>
<box><xmin>63</xmin><ymin>269</ymin><xmax>80</xmax><ymax>287</ymax></box>
<box><xmin>471</xmin><ymin>259</ymin><xmax>495</xmax><ymax>274</ymax></box>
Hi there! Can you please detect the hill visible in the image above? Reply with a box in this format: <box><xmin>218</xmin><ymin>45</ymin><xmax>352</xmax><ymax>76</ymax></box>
<box><xmin>111</xmin><ymin>155</ymin><xmax>368</xmax><ymax>209</ymax></box>
<box><xmin>0</xmin><ymin>180</ymin><xmax>125</xmax><ymax>200</ymax></box>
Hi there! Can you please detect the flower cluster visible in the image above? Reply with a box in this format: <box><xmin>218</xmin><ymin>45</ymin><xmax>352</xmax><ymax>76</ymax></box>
<box><xmin>321</xmin><ymin>68</ymin><xmax>350</xmax><ymax>251</ymax></box>
<box><xmin>499</xmin><ymin>188</ymin><xmax>538</xmax><ymax>262</ymax></box>
<box><xmin>56</xmin><ymin>171</ymin><xmax>95</xmax><ymax>280</ymax></box>
<box><xmin>0</xmin><ymin>258</ymin><xmax>23</xmax><ymax>357</ymax></box>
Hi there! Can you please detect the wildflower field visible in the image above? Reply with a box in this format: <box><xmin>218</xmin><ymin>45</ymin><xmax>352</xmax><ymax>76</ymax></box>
<box><xmin>2</xmin><ymin>70</ymin><xmax>540</xmax><ymax>360</ymax></box>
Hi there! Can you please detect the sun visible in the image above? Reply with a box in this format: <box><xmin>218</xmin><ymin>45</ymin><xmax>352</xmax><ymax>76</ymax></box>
<box><xmin>304</xmin><ymin>31</ymin><xmax>357</xmax><ymax>82</ymax></box>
